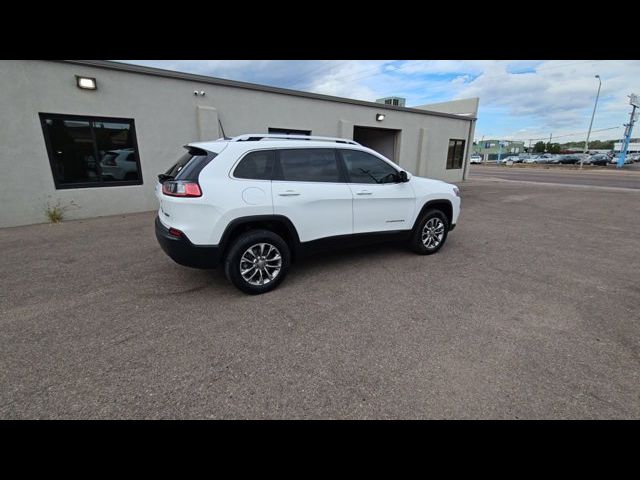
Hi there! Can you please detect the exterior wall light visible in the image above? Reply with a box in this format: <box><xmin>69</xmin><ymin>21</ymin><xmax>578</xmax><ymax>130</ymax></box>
<box><xmin>376</xmin><ymin>113</ymin><xmax>385</xmax><ymax>121</ymax></box>
<box><xmin>76</xmin><ymin>75</ymin><xmax>97</xmax><ymax>90</ymax></box>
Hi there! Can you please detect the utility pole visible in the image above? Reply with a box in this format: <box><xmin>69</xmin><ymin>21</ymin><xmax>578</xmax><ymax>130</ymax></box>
<box><xmin>617</xmin><ymin>93</ymin><xmax>639</xmax><ymax>169</ymax></box>
<box><xmin>581</xmin><ymin>74</ymin><xmax>602</xmax><ymax>170</ymax></box>
<box><xmin>548</xmin><ymin>133</ymin><xmax>552</xmax><ymax>152</ymax></box>
<box><xmin>497</xmin><ymin>141</ymin><xmax>504</xmax><ymax>164</ymax></box>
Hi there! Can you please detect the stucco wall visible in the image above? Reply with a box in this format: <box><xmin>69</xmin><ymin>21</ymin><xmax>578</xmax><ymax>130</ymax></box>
<box><xmin>0</xmin><ymin>60</ymin><xmax>474</xmax><ymax>227</ymax></box>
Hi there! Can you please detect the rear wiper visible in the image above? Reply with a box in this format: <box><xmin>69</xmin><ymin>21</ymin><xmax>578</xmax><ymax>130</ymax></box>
<box><xmin>157</xmin><ymin>173</ymin><xmax>174</xmax><ymax>183</ymax></box>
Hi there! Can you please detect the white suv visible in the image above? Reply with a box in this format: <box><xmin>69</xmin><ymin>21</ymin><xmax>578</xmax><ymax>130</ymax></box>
<box><xmin>155</xmin><ymin>134</ymin><xmax>461</xmax><ymax>294</ymax></box>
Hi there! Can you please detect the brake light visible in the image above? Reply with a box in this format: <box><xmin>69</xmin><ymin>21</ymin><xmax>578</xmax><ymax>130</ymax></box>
<box><xmin>162</xmin><ymin>180</ymin><xmax>202</xmax><ymax>197</ymax></box>
<box><xmin>168</xmin><ymin>227</ymin><xmax>183</xmax><ymax>238</ymax></box>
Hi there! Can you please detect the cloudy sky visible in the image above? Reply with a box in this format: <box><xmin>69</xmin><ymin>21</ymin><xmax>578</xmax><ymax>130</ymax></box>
<box><xmin>120</xmin><ymin>60</ymin><xmax>640</xmax><ymax>143</ymax></box>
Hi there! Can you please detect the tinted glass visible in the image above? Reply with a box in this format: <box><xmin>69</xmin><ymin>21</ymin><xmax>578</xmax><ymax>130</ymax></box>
<box><xmin>234</xmin><ymin>150</ymin><xmax>274</xmax><ymax>180</ymax></box>
<box><xmin>174</xmin><ymin>152</ymin><xmax>216</xmax><ymax>181</ymax></box>
<box><xmin>42</xmin><ymin>118</ymin><xmax>99</xmax><ymax>185</ymax></box>
<box><xmin>340</xmin><ymin>149</ymin><xmax>399</xmax><ymax>184</ymax></box>
<box><xmin>278</xmin><ymin>149</ymin><xmax>341</xmax><ymax>183</ymax></box>
<box><xmin>41</xmin><ymin>114</ymin><xmax>141</xmax><ymax>188</ymax></box>
<box><xmin>165</xmin><ymin>153</ymin><xmax>192</xmax><ymax>178</ymax></box>
<box><xmin>93</xmin><ymin>120</ymin><xmax>139</xmax><ymax>182</ymax></box>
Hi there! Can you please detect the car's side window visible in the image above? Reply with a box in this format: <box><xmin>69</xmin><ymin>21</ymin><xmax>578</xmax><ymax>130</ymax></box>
<box><xmin>340</xmin><ymin>149</ymin><xmax>399</xmax><ymax>184</ymax></box>
<box><xmin>275</xmin><ymin>148</ymin><xmax>342</xmax><ymax>183</ymax></box>
<box><xmin>233</xmin><ymin>150</ymin><xmax>275</xmax><ymax>180</ymax></box>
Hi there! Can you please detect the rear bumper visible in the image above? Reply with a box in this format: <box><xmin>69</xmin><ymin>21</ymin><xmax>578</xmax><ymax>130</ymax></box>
<box><xmin>155</xmin><ymin>216</ymin><xmax>220</xmax><ymax>269</ymax></box>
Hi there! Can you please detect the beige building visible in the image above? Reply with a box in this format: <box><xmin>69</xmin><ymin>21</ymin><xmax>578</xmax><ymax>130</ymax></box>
<box><xmin>0</xmin><ymin>60</ymin><xmax>478</xmax><ymax>228</ymax></box>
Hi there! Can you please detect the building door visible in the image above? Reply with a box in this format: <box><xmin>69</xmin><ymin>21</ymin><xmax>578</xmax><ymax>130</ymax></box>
<box><xmin>353</xmin><ymin>126</ymin><xmax>400</xmax><ymax>163</ymax></box>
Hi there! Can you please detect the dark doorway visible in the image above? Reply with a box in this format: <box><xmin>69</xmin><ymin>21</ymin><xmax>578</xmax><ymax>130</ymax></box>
<box><xmin>353</xmin><ymin>126</ymin><xmax>400</xmax><ymax>163</ymax></box>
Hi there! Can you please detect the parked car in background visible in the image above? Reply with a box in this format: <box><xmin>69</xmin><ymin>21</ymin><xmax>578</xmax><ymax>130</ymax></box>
<box><xmin>610</xmin><ymin>155</ymin><xmax>633</xmax><ymax>165</ymax></box>
<box><xmin>556</xmin><ymin>154</ymin><xmax>582</xmax><ymax>165</ymax></box>
<box><xmin>584</xmin><ymin>154</ymin><xmax>609</xmax><ymax>166</ymax></box>
<box><xmin>470</xmin><ymin>154</ymin><xmax>483</xmax><ymax>164</ymax></box>
<box><xmin>499</xmin><ymin>155</ymin><xmax>523</xmax><ymax>164</ymax></box>
<box><xmin>525</xmin><ymin>154</ymin><xmax>555</xmax><ymax>164</ymax></box>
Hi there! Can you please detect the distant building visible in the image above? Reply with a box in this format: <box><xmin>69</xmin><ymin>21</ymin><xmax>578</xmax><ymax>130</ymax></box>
<box><xmin>376</xmin><ymin>96</ymin><xmax>406</xmax><ymax>107</ymax></box>
<box><xmin>474</xmin><ymin>140</ymin><xmax>525</xmax><ymax>156</ymax></box>
<box><xmin>614</xmin><ymin>142</ymin><xmax>640</xmax><ymax>153</ymax></box>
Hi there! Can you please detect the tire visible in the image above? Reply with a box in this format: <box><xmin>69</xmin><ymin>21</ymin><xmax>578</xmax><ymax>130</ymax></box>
<box><xmin>409</xmin><ymin>209</ymin><xmax>450</xmax><ymax>255</ymax></box>
<box><xmin>223</xmin><ymin>229</ymin><xmax>291</xmax><ymax>294</ymax></box>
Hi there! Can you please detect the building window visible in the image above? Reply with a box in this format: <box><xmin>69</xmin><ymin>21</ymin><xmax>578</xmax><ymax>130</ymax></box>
<box><xmin>268</xmin><ymin>127</ymin><xmax>311</xmax><ymax>136</ymax></box>
<box><xmin>40</xmin><ymin>113</ymin><xmax>142</xmax><ymax>189</ymax></box>
<box><xmin>447</xmin><ymin>139</ymin><xmax>466</xmax><ymax>170</ymax></box>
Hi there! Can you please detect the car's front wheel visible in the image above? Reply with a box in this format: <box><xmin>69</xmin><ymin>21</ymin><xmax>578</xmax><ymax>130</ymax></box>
<box><xmin>409</xmin><ymin>209</ymin><xmax>450</xmax><ymax>255</ymax></box>
<box><xmin>224</xmin><ymin>229</ymin><xmax>291</xmax><ymax>294</ymax></box>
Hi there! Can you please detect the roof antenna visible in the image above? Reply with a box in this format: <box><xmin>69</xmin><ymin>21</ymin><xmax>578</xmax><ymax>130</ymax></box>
<box><xmin>218</xmin><ymin>117</ymin><xmax>230</xmax><ymax>140</ymax></box>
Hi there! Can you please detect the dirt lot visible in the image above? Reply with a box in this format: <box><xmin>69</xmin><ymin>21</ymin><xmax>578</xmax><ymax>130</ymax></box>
<box><xmin>1</xmin><ymin>179</ymin><xmax>639</xmax><ymax>419</ymax></box>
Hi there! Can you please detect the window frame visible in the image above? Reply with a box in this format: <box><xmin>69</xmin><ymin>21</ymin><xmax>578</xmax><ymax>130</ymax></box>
<box><xmin>273</xmin><ymin>148</ymin><xmax>347</xmax><ymax>184</ymax></box>
<box><xmin>337</xmin><ymin>148</ymin><xmax>401</xmax><ymax>184</ymax></box>
<box><xmin>39</xmin><ymin>112</ymin><xmax>143</xmax><ymax>190</ymax></box>
<box><xmin>446</xmin><ymin>138</ymin><xmax>466</xmax><ymax>170</ymax></box>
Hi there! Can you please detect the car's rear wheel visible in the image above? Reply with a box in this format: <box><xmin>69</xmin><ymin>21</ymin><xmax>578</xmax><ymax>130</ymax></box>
<box><xmin>409</xmin><ymin>209</ymin><xmax>450</xmax><ymax>255</ymax></box>
<box><xmin>224</xmin><ymin>229</ymin><xmax>290</xmax><ymax>294</ymax></box>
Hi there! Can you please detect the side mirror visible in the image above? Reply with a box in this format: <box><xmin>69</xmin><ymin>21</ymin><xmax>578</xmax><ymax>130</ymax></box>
<box><xmin>398</xmin><ymin>170</ymin><xmax>409</xmax><ymax>183</ymax></box>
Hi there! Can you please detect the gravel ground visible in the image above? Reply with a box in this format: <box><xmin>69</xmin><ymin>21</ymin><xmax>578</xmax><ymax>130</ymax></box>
<box><xmin>1</xmin><ymin>179</ymin><xmax>639</xmax><ymax>419</ymax></box>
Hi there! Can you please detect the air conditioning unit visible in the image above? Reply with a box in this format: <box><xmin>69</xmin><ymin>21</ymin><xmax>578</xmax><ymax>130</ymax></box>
<box><xmin>376</xmin><ymin>96</ymin><xmax>406</xmax><ymax>107</ymax></box>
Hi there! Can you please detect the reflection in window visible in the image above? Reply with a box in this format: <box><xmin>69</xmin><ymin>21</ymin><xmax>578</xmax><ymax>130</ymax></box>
<box><xmin>40</xmin><ymin>114</ymin><xmax>142</xmax><ymax>188</ymax></box>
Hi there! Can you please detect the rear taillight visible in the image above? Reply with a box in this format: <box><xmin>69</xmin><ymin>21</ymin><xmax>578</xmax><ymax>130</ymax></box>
<box><xmin>168</xmin><ymin>227</ymin><xmax>184</xmax><ymax>238</ymax></box>
<box><xmin>162</xmin><ymin>180</ymin><xmax>202</xmax><ymax>197</ymax></box>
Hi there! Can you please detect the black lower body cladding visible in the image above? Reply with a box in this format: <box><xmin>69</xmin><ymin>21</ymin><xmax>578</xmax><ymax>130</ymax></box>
<box><xmin>155</xmin><ymin>216</ymin><xmax>220</xmax><ymax>268</ymax></box>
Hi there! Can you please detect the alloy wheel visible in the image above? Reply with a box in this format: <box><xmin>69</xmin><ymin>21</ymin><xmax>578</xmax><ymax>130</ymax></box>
<box><xmin>422</xmin><ymin>218</ymin><xmax>445</xmax><ymax>249</ymax></box>
<box><xmin>240</xmin><ymin>243</ymin><xmax>282</xmax><ymax>286</ymax></box>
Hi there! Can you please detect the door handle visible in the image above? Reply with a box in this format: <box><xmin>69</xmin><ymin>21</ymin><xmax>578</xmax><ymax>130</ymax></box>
<box><xmin>356</xmin><ymin>190</ymin><xmax>372</xmax><ymax>195</ymax></box>
<box><xmin>278</xmin><ymin>190</ymin><xmax>300</xmax><ymax>196</ymax></box>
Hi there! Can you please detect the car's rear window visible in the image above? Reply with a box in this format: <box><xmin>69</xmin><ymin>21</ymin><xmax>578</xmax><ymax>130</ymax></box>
<box><xmin>165</xmin><ymin>148</ymin><xmax>217</xmax><ymax>181</ymax></box>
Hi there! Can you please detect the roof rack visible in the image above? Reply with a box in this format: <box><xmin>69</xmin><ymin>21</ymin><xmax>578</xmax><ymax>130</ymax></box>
<box><xmin>230</xmin><ymin>134</ymin><xmax>360</xmax><ymax>145</ymax></box>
